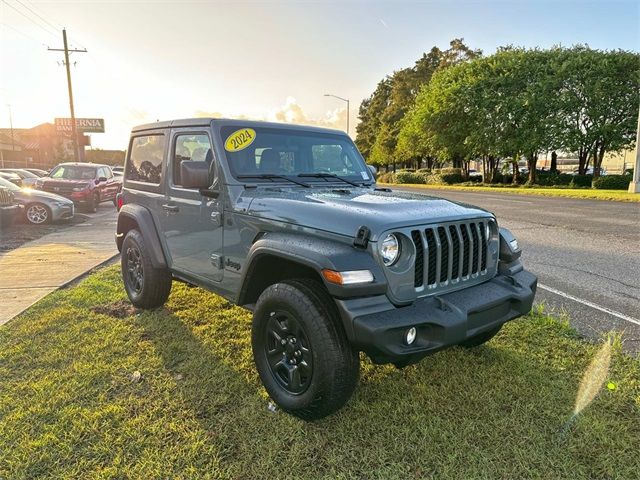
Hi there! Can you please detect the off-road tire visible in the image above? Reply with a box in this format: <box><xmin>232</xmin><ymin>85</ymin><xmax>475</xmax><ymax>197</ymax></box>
<box><xmin>459</xmin><ymin>325</ymin><xmax>503</xmax><ymax>348</ymax></box>
<box><xmin>121</xmin><ymin>229</ymin><xmax>172</xmax><ymax>308</ymax></box>
<box><xmin>252</xmin><ymin>279</ymin><xmax>360</xmax><ymax>420</ymax></box>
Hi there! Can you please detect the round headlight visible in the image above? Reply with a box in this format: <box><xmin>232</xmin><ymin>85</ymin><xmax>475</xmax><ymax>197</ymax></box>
<box><xmin>380</xmin><ymin>234</ymin><xmax>400</xmax><ymax>266</ymax></box>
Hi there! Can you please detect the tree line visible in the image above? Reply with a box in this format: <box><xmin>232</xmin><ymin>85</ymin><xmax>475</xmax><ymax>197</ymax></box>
<box><xmin>355</xmin><ymin>40</ymin><xmax>639</xmax><ymax>184</ymax></box>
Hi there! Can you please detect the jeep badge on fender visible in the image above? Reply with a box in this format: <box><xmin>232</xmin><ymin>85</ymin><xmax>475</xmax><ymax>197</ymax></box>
<box><xmin>115</xmin><ymin>118</ymin><xmax>537</xmax><ymax>420</ymax></box>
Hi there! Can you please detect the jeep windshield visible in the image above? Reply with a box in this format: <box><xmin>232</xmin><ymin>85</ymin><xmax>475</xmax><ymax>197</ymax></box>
<box><xmin>221</xmin><ymin>126</ymin><xmax>373</xmax><ymax>185</ymax></box>
<box><xmin>49</xmin><ymin>165</ymin><xmax>97</xmax><ymax>180</ymax></box>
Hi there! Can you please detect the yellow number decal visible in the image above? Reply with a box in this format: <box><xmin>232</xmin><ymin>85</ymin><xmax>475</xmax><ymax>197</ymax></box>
<box><xmin>224</xmin><ymin>128</ymin><xmax>256</xmax><ymax>152</ymax></box>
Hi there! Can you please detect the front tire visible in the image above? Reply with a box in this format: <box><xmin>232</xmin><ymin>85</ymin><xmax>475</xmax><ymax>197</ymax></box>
<box><xmin>86</xmin><ymin>192</ymin><xmax>99</xmax><ymax>213</ymax></box>
<box><xmin>121</xmin><ymin>229</ymin><xmax>172</xmax><ymax>308</ymax></box>
<box><xmin>25</xmin><ymin>203</ymin><xmax>50</xmax><ymax>225</ymax></box>
<box><xmin>252</xmin><ymin>279</ymin><xmax>360</xmax><ymax>420</ymax></box>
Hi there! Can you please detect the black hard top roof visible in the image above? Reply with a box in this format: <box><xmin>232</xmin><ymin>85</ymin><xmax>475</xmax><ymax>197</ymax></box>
<box><xmin>131</xmin><ymin>118</ymin><xmax>346</xmax><ymax>136</ymax></box>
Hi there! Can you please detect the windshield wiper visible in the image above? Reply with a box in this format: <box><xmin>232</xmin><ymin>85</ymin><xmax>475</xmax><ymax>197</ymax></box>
<box><xmin>297</xmin><ymin>172</ymin><xmax>366</xmax><ymax>187</ymax></box>
<box><xmin>237</xmin><ymin>174</ymin><xmax>310</xmax><ymax>188</ymax></box>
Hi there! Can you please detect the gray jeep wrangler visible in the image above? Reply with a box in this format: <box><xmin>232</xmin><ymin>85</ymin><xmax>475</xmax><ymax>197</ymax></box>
<box><xmin>116</xmin><ymin>118</ymin><xmax>536</xmax><ymax>420</ymax></box>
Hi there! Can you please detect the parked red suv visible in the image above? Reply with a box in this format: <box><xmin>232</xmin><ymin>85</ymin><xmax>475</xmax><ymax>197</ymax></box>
<box><xmin>36</xmin><ymin>162</ymin><xmax>122</xmax><ymax>212</ymax></box>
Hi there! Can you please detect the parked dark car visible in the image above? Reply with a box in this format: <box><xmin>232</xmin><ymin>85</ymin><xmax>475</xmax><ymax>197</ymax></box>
<box><xmin>0</xmin><ymin>181</ymin><xmax>22</xmax><ymax>228</ymax></box>
<box><xmin>0</xmin><ymin>168</ymin><xmax>39</xmax><ymax>187</ymax></box>
<box><xmin>36</xmin><ymin>162</ymin><xmax>122</xmax><ymax>212</ymax></box>
<box><xmin>0</xmin><ymin>177</ymin><xmax>74</xmax><ymax>224</ymax></box>
<box><xmin>0</xmin><ymin>171</ymin><xmax>23</xmax><ymax>187</ymax></box>
<box><xmin>24</xmin><ymin>168</ymin><xmax>49</xmax><ymax>177</ymax></box>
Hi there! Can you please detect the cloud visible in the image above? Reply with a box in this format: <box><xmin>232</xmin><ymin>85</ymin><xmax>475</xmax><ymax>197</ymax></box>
<box><xmin>194</xmin><ymin>97</ymin><xmax>348</xmax><ymax>132</ymax></box>
<box><xmin>269</xmin><ymin>97</ymin><xmax>348</xmax><ymax>131</ymax></box>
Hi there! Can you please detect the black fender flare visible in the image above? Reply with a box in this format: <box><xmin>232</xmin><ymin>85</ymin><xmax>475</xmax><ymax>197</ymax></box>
<box><xmin>239</xmin><ymin>232</ymin><xmax>387</xmax><ymax>301</ymax></box>
<box><xmin>116</xmin><ymin>204</ymin><xmax>167</xmax><ymax>269</ymax></box>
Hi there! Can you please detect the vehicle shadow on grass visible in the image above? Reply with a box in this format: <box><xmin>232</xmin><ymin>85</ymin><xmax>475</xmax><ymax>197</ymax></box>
<box><xmin>135</xmin><ymin>300</ymin><xmax>604</xmax><ymax>478</ymax></box>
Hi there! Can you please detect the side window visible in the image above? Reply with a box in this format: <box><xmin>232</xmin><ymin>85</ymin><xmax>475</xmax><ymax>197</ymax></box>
<box><xmin>105</xmin><ymin>167</ymin><xmax>113</xmax><ymax>178</ymax></box>
<box><xmin>98</xmin><ymin>167</ymin><xmax>108</xmax><ymax>179</ymax></box>
<box><xmin>172</xmin><ymin>133</ymin><xmax>213</xmax><ymax>187</ymax></box>
<box><xmin>127</xmin><ymin>135</ymin><xmax>164</xmax><ymax>184</ymax></box>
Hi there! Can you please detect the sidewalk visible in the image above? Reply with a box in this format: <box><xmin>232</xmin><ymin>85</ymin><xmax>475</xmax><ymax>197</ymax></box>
<box><xmin>0</xmin><ymin>208</ymin><xmax>119</xmax><ymax>325</ymax></box>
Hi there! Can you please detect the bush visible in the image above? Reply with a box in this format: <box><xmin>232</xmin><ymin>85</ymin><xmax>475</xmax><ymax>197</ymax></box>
<box><xmin>592</xmin><ymin>174</ymin><xmax>632</xmax><ymax>190</ymax></box>
<box><xmin>395</xmin><ymin>171</ymin><xmax>425</xmax><ymax>184</ymax></box>
<box><xmin>467</xmin><ymin>175</ymin><xmax>483</xmax><ymax>183</ymax></box>
<box><xmin>377</xmin><ymin>172</ymin><xmax>396</xmax><ymax>184</ymax></box>
<box><xmin>570</xmin><ymin>174</ymin><xmax>593</xmax><ymax>188</ymax></box>
<box><xmin>536</xmin><ymin>172</ymin><xmax>573</xmax><ymax>186</ymax></box>
<box><xmin>417</xmin><ymin>168</ymin><xmax>432</xmax><ymax>174</ymax></box>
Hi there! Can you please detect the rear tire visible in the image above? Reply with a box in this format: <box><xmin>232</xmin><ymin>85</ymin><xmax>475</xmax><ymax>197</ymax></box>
<box><xmin>459</xmin><ymin>325</ymin><xmax>503</xmax><ymax>348</ymax></box>
<box><xmin>252</xmin><ymin>279</ymin><xmax>360</xmax><ymax>421</ymax></box>
<box><xmin>121</xmin><ymin>229</ymin><xmax>172</xmax><ymax>308</ymax></box>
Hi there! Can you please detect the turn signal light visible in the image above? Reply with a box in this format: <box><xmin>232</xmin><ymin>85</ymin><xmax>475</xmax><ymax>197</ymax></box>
<box><xmin>322</xmin><ymin>269</ymin><xmax>374</xmax><ymax>285</ymax></box>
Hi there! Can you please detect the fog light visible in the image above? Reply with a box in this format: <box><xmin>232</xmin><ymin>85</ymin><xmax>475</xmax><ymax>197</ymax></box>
<box><xmin>405</xmin><ymin>327</ymin><xmax>417</xmax><ymax>345</ymax></box>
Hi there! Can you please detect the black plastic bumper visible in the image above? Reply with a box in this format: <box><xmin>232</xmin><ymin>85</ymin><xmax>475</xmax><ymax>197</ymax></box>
<box><xmin>335</xmin><ymin>269</ymin><xmax>537</xmax><ymax>365</ymax></box>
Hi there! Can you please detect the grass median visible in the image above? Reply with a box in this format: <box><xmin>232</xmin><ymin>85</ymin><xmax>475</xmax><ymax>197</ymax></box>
<box><xmin>1</xmin><ymin>265</ymin><xmax>638</xmax><ymax>479</ymax></box>
<box><xmin>384</xmin><ymin>183</ymin><xmax>640</xmax><ymax>202</ymax></box>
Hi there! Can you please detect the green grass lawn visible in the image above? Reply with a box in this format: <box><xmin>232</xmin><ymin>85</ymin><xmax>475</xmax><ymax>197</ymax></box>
<box><xmin>1</xmin><ymin>265</ymin><xmax>639</xmax><ymax>479</ymax></box>
<box><xmin>384</xmin><ymin>183</ymin><xmax>640</xmax><ymax>202</ymax></box>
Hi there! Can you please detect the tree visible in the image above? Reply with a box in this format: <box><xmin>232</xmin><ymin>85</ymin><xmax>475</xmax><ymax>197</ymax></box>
<box><xmin>555</xmin><ymin>47</ymin><xmax>640</xmax><ymax>176</ymax></box>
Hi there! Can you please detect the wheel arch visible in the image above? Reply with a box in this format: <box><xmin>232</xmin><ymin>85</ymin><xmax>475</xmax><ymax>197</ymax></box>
<box><xmin>237</xmin><ymin>232</ymin><xmax>387</xmax><ymax>307</ymax></box>
<box><xmin>116</xmin><ymin>204</ymin><xmax>167</xmax><ymax>268</ymax></box>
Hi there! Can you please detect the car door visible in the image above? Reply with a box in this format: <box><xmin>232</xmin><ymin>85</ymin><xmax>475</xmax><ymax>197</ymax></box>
<box><xmin>156</xmin><ymin>129</ymin><xmax>224</xmax><ymax>283</ymax></box>
<box><xmin>102</xmin><ymin>167</ymin><xmax>119</xmax><ymax>200</ymax></box>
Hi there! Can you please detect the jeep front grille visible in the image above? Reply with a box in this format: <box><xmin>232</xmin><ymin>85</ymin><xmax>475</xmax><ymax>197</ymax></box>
<box><xmin>411</xmin><ymin>219</ymin><xmax>493</xmax><ymax>292</ymax></box>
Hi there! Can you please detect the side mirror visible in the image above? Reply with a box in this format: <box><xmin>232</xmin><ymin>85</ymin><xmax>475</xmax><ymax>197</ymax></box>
<box><xmin>181</xmin><ymin>161</ymin><xmax>210</xmax><ymax>189</ymax></box>
<box><xmin>367</xmin><ymin>164</ymin><xmax>377</xmax><ymax>180</ymax></box>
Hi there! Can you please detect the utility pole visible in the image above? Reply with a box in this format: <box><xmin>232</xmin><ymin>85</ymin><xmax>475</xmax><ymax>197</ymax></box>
<box><xmin>7</xmin><ymin>104</ymin><xmax>15</xmax><ymax>151</ymax></box>
<box><xmin>48</xmin><ymin>29</ymin><xmax>87</xmax><ymax>162</ymax></box>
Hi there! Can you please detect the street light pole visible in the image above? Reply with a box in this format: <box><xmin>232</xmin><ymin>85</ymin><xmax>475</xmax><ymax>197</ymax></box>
<box><xmin>324</xmin><ymin>94</ymin><xmax>349</xmax><ymax>136</ymax></box>
<box><xmin>629</xmin><ymin>104</ymin><xmax>640</xmax><ymax>193</ymax></box>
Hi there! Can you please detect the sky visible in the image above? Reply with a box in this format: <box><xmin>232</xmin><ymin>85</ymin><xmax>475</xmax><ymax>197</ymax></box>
<box><xmin>1</xmin><ymin>0</ymin><xmax>639</xmax><ymax>150</ymax></box>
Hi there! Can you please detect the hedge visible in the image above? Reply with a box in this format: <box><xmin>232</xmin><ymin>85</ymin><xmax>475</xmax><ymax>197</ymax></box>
<box><xmin>570</xmin><ymin>174</ymin><xmax>593</xmax><ymax>188</ymax></box>
<box><xmin>592</xmin><ymin>174</ymin><xmax>632</xmax><ymax>190</ymax></box>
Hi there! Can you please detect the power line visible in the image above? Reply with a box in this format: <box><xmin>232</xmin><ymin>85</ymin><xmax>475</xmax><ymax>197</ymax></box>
<box><xmin>0</xmin><ymin>21</ymin><xmax>48</xmax><ymax>46</ymax></box>
<box><xmin>20</xmin><ymin>0</ymin><xmax>87</xmax><ymax>50</ymax></box>
<box><xmin>0</xmin><ymin>0</ymin><xmax>58</xmax><ymax>39</ymax></box>
<box><xmin>13</xmin><ymin>0</ymin><xmax>60</xmax><ymax>32</ymax></box>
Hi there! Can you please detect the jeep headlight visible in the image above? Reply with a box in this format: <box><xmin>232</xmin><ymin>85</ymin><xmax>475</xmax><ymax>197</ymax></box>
<box><xmin>380</xmin><ymin>233</ymin><xmax>400</xmax><ymax>266</ymax></box>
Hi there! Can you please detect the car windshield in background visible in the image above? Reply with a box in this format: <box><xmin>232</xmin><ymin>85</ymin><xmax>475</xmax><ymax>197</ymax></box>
<box><xmin>221</xmin><ymin>126</ymin><xmax>372</xmax><ymax>184</ymax></box>
<box><xmin>0</xmin><ymin>177</ymin><xmax>21</xmax><ymax>192</ymax></box>
<box><xmin>50</xmin><ymin>166</ymin><xmax>97</xmax><ymax>180</ymax></box>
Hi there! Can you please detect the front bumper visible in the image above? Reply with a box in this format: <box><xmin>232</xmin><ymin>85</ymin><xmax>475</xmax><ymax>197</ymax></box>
<box><xmin>51</xmin><ymin>203</ymin><xmax>75</xmax><ymax>222</ymax></box>
<box><xmin>335</xmin><ymin>269</ymin><xmax>537</xmax><ymax>365</ymax></box>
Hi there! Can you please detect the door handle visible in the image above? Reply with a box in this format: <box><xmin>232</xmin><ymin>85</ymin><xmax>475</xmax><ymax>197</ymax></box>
<box><xmin>162</xmin><ymin>204</ymin><xmax>179</xmax><ymax>213</ymax></box>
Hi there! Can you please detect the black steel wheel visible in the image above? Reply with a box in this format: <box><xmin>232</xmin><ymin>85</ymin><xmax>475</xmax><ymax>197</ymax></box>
<box><xmin>264</xmin><ymin>310</ymin><xmax>313</xmax><ymax>395</ymax></box>
<box><xmin>120</xmin><ymin>229</ymin><xmax>172</xmax><ymax>308</ymax></box>
<box><xmin>252</xmin><ymin>279</ymin><xmax>360</xmax><ymax>420</ymax></box>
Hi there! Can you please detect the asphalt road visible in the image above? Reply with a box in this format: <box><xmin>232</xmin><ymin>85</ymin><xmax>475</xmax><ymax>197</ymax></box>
<box><xmin>395</xmin><ymin>187</ymin><xmax>640</xmax><ymax>354</ymax></box>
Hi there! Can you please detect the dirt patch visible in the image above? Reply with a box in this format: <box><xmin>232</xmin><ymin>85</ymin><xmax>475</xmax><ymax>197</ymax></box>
<box><xmin>91</xmin><ymin>300</ymin><xmax>138</xmax><ymax>319</ymax></box>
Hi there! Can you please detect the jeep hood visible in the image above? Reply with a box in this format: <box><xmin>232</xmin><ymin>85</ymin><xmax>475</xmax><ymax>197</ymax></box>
<box><xmin>243</xmin><ymin>187</ymin><xmax>493</xmax><ymax>240</ymax></box>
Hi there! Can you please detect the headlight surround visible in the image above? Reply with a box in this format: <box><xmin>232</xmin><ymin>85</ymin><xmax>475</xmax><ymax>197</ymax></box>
<box><xmin>380</xmin><ymin>233</ymin><xmax>401</xmax><ymax>266</ymax></box>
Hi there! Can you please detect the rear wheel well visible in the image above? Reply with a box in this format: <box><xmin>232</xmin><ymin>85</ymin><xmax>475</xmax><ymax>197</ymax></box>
<box><xmin>116</xmin><ymin>215</ymin><xmax>139</xmax><ymax>251</ymax></box>
<box><xmin>240</xmin><ymin>255</ymin><xmax>325</xmax><ymax>306</ymax></box>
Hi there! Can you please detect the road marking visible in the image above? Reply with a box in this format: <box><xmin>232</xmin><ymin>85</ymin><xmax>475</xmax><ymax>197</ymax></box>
<box><xmin>538</xmin><ymin>283</ymin><xmax>640</xmax><ymax>327</ymax></box>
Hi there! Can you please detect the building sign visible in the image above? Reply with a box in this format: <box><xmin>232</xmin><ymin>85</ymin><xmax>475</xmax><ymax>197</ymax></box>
<box><xmin>55</xmin><ymin>118</ymin><xmax>105</xmax><ymax>133</ymax></box>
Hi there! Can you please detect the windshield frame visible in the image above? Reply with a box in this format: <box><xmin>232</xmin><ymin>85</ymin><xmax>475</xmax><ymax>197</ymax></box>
<box><xmin>219</xmin><ymin>125</ymin><xmax>373</xmax><ymax>186</ymax></box>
